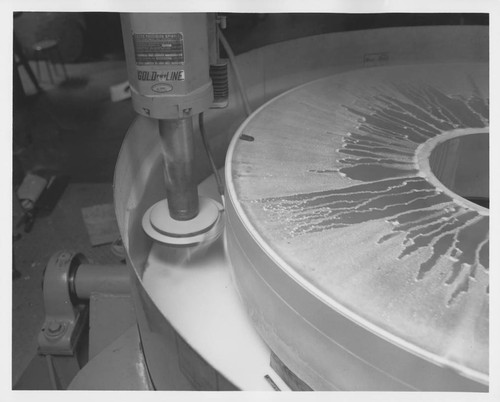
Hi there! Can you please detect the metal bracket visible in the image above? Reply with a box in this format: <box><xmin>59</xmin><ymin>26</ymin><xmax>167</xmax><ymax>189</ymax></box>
<box><xmin>38</xmin><ymin>251</ymin><xmax>88</xmax><ymax>356</ymax></box>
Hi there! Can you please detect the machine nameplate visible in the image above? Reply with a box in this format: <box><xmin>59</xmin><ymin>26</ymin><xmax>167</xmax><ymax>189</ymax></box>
<box><xmin>133</xmin><ymin>33</ymin><xmax>185</xmax><ymax>65</ymax></box>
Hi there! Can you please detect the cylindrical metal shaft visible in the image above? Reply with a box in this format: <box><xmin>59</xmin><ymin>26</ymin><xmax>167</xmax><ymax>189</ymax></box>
<box><xmin>73</xmin><ymin>264</ymin><xmax>130</xmax><ymax>300</ymax></box>
<box><xmin>159</xmin><ymin>118</ymin><xmax>199</xmax><ymax>220</ymax></box>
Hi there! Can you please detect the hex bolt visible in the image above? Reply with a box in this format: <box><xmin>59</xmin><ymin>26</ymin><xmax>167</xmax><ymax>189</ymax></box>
<box><xmin>45</xmin><ymin>321</ymin><xmax>65</xmax><ymax>338</ymax></box>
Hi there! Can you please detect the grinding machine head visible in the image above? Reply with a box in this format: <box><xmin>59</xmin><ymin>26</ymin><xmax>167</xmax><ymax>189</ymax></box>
<box><xmin>121</xmin><ymin>13</ymin><xmax>223</xmax><ymax>245</ymax></box>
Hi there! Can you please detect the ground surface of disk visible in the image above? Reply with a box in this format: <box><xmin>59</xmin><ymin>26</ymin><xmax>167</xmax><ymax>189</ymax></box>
<box><xmin>227</xmin><ymin>63</ymin><xmax>489</xmax><ymax>382</ymax></box>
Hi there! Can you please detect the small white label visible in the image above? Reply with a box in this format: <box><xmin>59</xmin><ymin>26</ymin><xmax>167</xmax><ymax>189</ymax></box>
<box><xmin>151</xmin><ymin>83</ymin><xmax>173</xmax><ymax>93</ymax></box>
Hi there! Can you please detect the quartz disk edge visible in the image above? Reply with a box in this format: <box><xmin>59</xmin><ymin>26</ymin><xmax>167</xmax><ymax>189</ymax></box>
<box><xmin>225</xmin><ymin>62</ymin><xmax>489</xmax><ymax>391</ymax></box>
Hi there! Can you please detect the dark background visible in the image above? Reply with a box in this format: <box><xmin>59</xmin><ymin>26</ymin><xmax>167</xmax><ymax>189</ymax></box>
<box><xmin>14</xmin><ymin>12</ymin><xmax>489</xmax><ymax>62</ymax></box>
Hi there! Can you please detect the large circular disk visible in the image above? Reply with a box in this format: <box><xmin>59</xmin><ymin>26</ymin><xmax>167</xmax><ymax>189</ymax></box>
<box><xmin>226</xmin><ymin>63</ymin><xmax>489</xmax><ymax>390</ymax></box>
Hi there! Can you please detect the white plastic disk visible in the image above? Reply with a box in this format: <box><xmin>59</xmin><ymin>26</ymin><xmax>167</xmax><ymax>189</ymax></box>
<box><xmin>142</xmin><ymin>196</ymin><xmax>224</xmax><ymax>246</ymax></box>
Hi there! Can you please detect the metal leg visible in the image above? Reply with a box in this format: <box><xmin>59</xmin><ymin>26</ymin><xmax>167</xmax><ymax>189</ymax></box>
<box><xmin>13</xmin><ymin>34</ymin><xmax>42</xmax><ymax>93</ymax></box>
<box><xmin>50</xmin><ymin>48</ymin><xmax>61</xmax><ymax>77</ymax></box>
<box><xmin>55</xmin><ymin>47</ymin><xmax>68</xmax><ymax>80</ymax></box>
<box><xmin>35</xmin><ymin>53</ymin><xmax>41</xmax><ymax>82</ymax></box>
<box><xmin>45</xmin><ymin>53</ymin><xmax>54</xmax><ymax>84</ymax></box>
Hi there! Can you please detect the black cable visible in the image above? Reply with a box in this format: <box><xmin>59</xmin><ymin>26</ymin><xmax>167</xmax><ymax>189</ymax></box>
<box><xmin>199</xmin><ymin>113</ymin><xmax>225</xmax><ymax>205</ymax></box>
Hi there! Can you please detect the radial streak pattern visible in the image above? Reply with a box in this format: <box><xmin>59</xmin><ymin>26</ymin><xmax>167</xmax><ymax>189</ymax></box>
<box><xmin>229</xmin><ymin>64</ymin><xmax>489</xmax><ymax>381</ymax></box>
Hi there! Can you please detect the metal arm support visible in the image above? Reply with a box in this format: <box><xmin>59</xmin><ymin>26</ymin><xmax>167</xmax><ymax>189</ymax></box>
<box><xmin>38</xmin><ymin>251</ymin><xmax>130</xmax><ymax>356</ymax></box>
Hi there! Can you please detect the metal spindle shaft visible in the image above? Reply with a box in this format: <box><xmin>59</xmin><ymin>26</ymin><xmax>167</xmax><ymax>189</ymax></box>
<box><xmin>158</xmin><ymin>118</ymin><xmax>199</xmax><ymax>220</ymax></box>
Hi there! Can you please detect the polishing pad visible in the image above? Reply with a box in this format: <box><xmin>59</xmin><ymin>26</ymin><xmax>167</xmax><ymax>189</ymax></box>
<box><xmin>142</xmin><ymin>196</ymin><xmax>224</xmax><ymax>246</ymax></box>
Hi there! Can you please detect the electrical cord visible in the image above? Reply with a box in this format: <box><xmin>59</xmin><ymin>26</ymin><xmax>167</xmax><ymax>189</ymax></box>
<box><xmin>197</xmin><ymin>25</ymin><xmax>251</xmax><ymax>206</ymax></box>
<box><xmin>217</xmin><ymin>25</ymin><xmax>252</xmax><ymax>117</ymax></box>
<box><xmin>199</xmin><ymin>113</ymin><xmax>225</xmax><ymax>207</ymax></box>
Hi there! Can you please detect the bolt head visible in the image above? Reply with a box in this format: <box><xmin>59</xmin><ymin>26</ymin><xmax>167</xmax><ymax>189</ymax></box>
<box><xmin>44</xmin><ymin>321</ymin><xmax>66</xmax><ymax>338</ymax></box>
<box><xmin>48</xmin><ymin>321</ymin><xmax>62</xmax><ymax>332</ymax></box>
